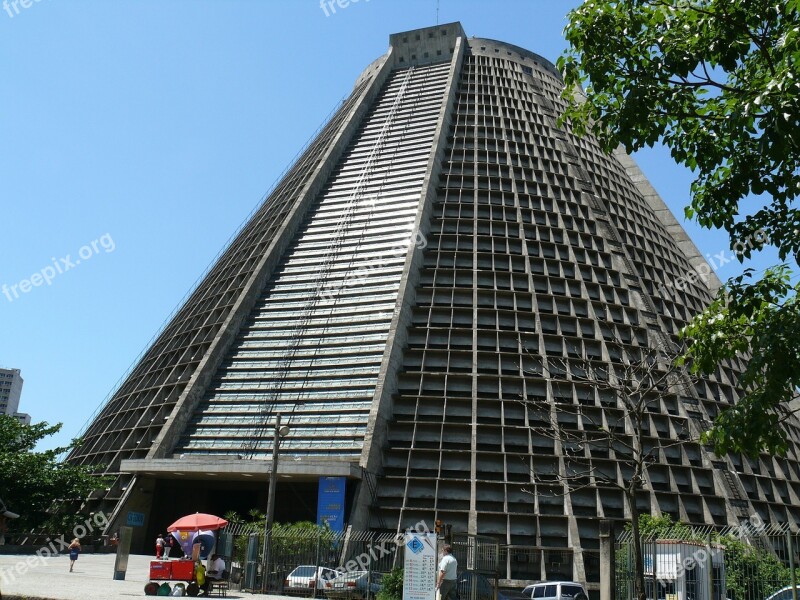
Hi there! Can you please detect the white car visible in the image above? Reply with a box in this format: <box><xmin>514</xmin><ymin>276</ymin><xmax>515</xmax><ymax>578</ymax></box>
<box><xmin>522</xmin><ymin>582</ymin><xmax>588</xmax><ymax>600</ymax></box>
<box><xmin>284</xmin><ymin>565</ymin><xmax>339</xmax><ymax>594</ymax></box>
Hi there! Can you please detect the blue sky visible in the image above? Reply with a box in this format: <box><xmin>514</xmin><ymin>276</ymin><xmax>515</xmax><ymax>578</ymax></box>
<box><xmin>0</xmin><ymin>0</ymin><xmax>766</xmax><ymax>450</ymax></box>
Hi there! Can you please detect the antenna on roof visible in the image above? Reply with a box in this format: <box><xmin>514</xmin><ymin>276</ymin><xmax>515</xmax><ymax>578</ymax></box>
<box><xmin>436</xmin><ymin>0</ymin><xmax>439</xmax><ymax>25</ymax></box>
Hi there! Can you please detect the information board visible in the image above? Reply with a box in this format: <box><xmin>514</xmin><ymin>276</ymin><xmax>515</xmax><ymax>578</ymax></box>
<box><xmin>317</xmin><ymin>476</ymin><xmax>346</xmax><ymax>533</ymax></box>
<box><xmin>403</xmin><ymin>531</ymin><xmax>437</xmax><ymax>600</ymax></box>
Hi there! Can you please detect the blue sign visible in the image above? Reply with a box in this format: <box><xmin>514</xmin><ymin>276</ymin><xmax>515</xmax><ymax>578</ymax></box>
<box><xmin>317</xmin><ymin>476</ymin><xmax>346</xmax><ymax>533</ymax></box>
<box><xmin>127</xmin><ymin>511</ymin><xmax>145</xmax><ymax>527</ymax></box>
<box><xmin>407</xmin><ymin>536</ymin><xmax>424</xmax><ymax>554</ymax></box>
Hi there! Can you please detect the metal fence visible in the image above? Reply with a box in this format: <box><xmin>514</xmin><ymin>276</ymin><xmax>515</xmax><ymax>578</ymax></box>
<box><xmin>615</xmin><ymin>523</ymin><xmax>800</xmax><ymax>600</ymax></box>
<box><xmin>218</xmin><ymin>526</ymin><xmax>506</xmax><ymax>599</ymax></box>
<box><xmin>221</xmin><ymin>524</ymin><xmax>404</xmax><ymax>596</ymax></box>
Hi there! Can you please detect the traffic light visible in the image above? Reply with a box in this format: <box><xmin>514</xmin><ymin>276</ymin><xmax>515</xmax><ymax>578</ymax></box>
<box><xmin>435</xmin><ymin>519</ymin><xmax>443</xmax><ymax>535</ymax></box>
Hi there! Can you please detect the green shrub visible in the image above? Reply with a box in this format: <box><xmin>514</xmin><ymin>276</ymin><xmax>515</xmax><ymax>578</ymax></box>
<box><xmin>377</xmin><ymin>567</ymin><xmax>403</xmax><ymax>600</ymax></box>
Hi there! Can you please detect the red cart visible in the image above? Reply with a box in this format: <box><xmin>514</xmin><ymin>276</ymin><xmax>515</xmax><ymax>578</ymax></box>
<box><xmin>146</xmin><ymin>559</ymin><xmax>200</xmax><ymax>596</ymax></box>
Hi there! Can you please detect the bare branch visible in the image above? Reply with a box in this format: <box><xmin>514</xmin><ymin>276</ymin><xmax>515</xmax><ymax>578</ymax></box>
<box><xmin>519</xmin><ymin>340</ymin><xmax>699</xmax><ymax>511</ymax></box>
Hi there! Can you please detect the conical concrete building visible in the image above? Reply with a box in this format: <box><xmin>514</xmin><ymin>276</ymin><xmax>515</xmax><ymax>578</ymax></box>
<box><xmin>69</xmin><ymin>23</ymin><xmax>800</xmax><ymax>583</ymax></box>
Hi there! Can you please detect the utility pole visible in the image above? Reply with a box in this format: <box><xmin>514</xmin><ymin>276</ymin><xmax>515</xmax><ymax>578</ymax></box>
<box><xmin>262</xmin><ymin>413</ymin><xmax>289</xmax><ymax>592</ymax></box>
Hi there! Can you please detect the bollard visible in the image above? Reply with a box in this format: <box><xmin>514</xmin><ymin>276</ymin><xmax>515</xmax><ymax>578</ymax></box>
<box><xmin>113</xmin><ymin>526</ymin><xmax>133</xmax><ymax>580</ymax></box>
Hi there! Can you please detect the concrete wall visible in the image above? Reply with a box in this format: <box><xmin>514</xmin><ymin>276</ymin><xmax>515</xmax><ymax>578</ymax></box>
<box><xmin>350</xmin><ymin>26</ymin><xmax>467</xmax><ymax>532</ymax></box>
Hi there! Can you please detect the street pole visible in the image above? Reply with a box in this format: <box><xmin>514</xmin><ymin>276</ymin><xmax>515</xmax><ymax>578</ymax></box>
<box><xmin>262</xmin><ymin>413</ymin><xmax>283</xmax><ymax>593</ymax></box>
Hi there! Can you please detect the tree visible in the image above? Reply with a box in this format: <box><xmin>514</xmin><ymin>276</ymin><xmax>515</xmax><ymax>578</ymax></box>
<box><xmin>0</xmin><ymin>415</ymin><xmax>104</xmax><ymax>533</ymax></box>
<box><xmin>633</xmin><ymin>513</ymin><xmax>692</xmax><ymax>540</ymax></box>
<box><xmin>523</xmin><ymin>343</ymin><xmax>699</xmax><ymax>600</ymax></box>
<box><xmin>223</xmin><ymin>509</ymin><xmax>265</xmax><ymax>567</ymax></box>
<box><xmin>722</xmin><ymin>531</ymin><xmax>791</xmax><ymax>600</ymax></box>
<box><xmin>557</xmin><ymin>0</ymin><xmax>800</xmax><ymax>457</ymax></box>
<box><xmin>221</xmin><ymin>512</ymin><xmax>339</xmax><ymax>582</ymax></box>
<box><xmin>376</xmin><ymin>568</ymin><xmax>403</xmax><ymax>600</ymax></box>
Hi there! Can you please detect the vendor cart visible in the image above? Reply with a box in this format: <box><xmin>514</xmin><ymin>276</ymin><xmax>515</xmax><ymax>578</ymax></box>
<box><xmin>145</xmin><ymin>559</ymin><xmax>200</xmax><ymax>596</ymax></box>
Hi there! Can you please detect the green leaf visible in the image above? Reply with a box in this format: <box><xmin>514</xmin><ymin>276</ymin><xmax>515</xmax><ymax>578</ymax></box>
<box><xmin>562</xmin><ymin>0</ymin><xmax>800</xmax><ymax>457</ymax></box>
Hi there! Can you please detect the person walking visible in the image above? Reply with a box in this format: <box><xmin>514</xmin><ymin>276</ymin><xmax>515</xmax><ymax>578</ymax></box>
<box><xmin>68</xmin><ymin>538</ymin><xmax>81</xmax><ymax>572</ymax></box>
<box><xmin>436</xmin><ymin>544</ymin><xmax>458</xmax><ymax>600</ymax></box>
<box><xmin>156</xmin><ymin>533</ymin><xmax>165</xmax><ymax>559</ymax></box>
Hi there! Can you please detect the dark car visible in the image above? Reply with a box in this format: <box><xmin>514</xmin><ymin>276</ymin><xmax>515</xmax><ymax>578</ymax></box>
<box><xmin>499</xmin><ymin>590</ymin><xmax>535</xmax><ymax>600</ymax></box>
<box><xmin>457</xmin><ymin>571</ymin><xmax>530</xmax><ymax>600</ymax></box>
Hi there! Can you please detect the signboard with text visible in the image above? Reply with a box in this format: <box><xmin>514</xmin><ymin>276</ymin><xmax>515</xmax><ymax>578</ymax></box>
<box><xmin>403</xmin><ymin>531</ymin><xmax>437</xmax><ymax>600</ymax></box>
<box><xmin>317</xmin><ymin>476</ymin><xmax>346</xmax><ymax>533</ymax></box>
<box><xmin>126</xmin><ymin>511</ymin><xmax>145</xmax><ymax>527</ymax></box>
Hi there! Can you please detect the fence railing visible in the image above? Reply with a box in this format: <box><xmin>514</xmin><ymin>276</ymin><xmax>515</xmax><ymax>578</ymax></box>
<box><xmin>614</xmin><ymin>523</ymin><xmax>800</xmax><ymax>600</ymax></box>
<box><xmin>222</xmin><ymin>526</ymin><xmax>404</xmax><ymax>596</ymax></box>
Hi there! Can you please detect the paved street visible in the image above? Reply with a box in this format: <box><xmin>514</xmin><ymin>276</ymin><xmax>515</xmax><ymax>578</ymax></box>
<box><xmin>0</xmin><ymin>552</ymin><xmax>291</xmax><ymax>600</ymax></box>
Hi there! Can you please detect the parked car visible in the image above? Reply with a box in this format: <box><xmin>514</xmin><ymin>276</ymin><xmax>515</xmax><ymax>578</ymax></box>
<box><xmin>522</xmin><ymin>581</ymin><xmax>588</xmax><ymax>600</ymax></box>
<box><xmin>765</xmin><ymin>587</ymin><xmax>800</xmax><ymax>600</ymax></box>
<box><xmin>457</xmin><ymin>571</ymin><xmax>531</xmax><ymax>600</ymax></box>
<box><xmin>500</xmin><ymin>589</ymin><xmax>537</xmax><ymax>600</ymax></box>
<box><xmin>285</xmin><ymin>565</ymin><xmax>339</xmax><ymax>594</ymax></box>
<box><xmin>324</xmin><ymin>570</ymin><xmax>383</xmax><ymax>600</ymax></box>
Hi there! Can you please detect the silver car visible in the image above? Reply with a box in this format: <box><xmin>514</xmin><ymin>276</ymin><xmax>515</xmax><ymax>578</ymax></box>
<box><xmin>324</xmin><ymin>570</ymin><xmax>383</xmax><ymax>600</ymax></box>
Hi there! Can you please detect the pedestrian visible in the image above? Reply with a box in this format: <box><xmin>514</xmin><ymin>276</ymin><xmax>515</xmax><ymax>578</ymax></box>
<box><xmin>166</xmin><ymin>533</ymin><xmax>176</xmax><ymax>559</ymax></box>
<box><xmin>156</xmin><ymin>533</ymin><xmax>165</xmax><ymax>559</ymax></box>
<box><xmin>436</xmin><ymin>544</ymin><xmax>458</xmax><ymax>600</ymax></box>
<box><xmin>68</xmin><ymin>537</ymin><xmax>81</xmax><ymax>572</ymax></box>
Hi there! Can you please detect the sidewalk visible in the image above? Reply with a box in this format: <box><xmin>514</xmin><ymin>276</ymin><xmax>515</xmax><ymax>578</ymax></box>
<box><xmin>0</xmin><ymin>552</ymin><xmax>294</xmax><ymax>600</ymax></box>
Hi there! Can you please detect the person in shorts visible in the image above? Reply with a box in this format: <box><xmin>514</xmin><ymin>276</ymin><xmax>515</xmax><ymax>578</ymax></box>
<box><xmin>68</xmin><ymin>538</ymin><xmax>81</xmax><ymax>572</ymax></box>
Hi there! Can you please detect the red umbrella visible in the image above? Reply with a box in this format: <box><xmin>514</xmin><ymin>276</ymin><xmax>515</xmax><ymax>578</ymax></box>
<box><xmin>167</xmin><ymin>513</ymin><xmax>228</xmax><ymax>532</ymax></box>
